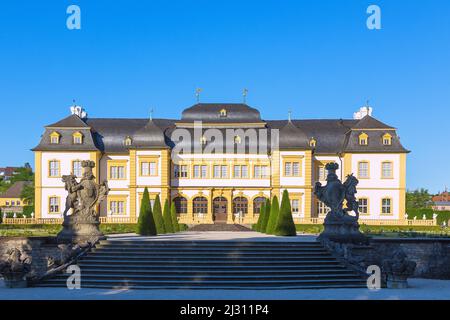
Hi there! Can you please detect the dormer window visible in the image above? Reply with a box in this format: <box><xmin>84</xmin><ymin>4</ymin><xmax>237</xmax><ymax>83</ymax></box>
<box><xmin>124</xmin><ymin>136</ymin><xmax>132</xmax><ymax>146</ymax></box>
<box><xmin>359</xmin><ymin>132</ymin><xmax>368</xmax><ymax>145</ymax></box>
<box><xmin>50</xmin><ymin>132</ymin><xmax>60</xmax><ymax>144</ymax></box>
<box><xmin>72</xmin><ymin>131</ymin><xmax>83</xmax><ymax>144</ymax></box>
<box><xmin>219</xmin><ymin>109</ymin><xmax>227</xmax><ymax>117</ymax></box>
<box><xmin>309</xmin><ymin>137</ymin><xmax>317</xmax><ymax>148</ymax></box>
<box><xmin>382</xmin><ymin>133</ymin><xmax>392</xmax><ymax>146</ymax></box>
<box><xmin>234</xmin><ymin>135</ymin><xmax>241</xmax><ymax>144</ymax></box>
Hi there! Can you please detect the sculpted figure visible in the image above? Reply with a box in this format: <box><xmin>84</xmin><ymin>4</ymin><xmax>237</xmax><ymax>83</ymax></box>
<box><xmin>57</xmin><ymin>161</ymin><xmax>109</xmax><ymax>243</ymax></box>
<box><xmin>314</xmin><ymin>163</ymin><xmax>366</xmax><ymax>243</ymax></box>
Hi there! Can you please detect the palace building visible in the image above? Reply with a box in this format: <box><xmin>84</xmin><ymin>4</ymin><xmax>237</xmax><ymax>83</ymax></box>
<box><xmin>32</xmin><ymin>103</ymin><xmax>409</xmax><ymax>225</ymax></box>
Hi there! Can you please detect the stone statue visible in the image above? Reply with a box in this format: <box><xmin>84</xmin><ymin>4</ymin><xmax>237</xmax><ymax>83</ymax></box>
<box><xmin>57</xmin><ymin>160</ymin><xmax>109</xmax><ymax>244</ymax></box>
<box><xmin>0</xmin><ymin>248</ymin><xmax>32</xmax><ymax>288</ymax></box>
<box><xmin>382</xmin><ymin>248</ymin><xmax>416</xmax><ymax>288</ymax></box>
<box><xmin>314</xmin><ymin>162</ymin><xmax>367</xmax><ymax>244</ymax></box>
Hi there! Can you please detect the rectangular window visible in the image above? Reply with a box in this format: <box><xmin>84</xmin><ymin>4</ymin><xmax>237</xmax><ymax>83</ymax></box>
<box><xmin>110</xmin><ymin>166</ymin><xmax>125</xmax><ymax>179</ymax></box>
<box><xmin>284</xmin><ymin>162</ymin><xmax>292</xmax><ymax>176</ymax></box>
<box><xmin>358</xmin><ymin>161</ymin><xmax>369</xmax><ymax>178</ymax></box>
<box><xmin>17</xmin><ymin>201</ymin><xmax>21</xmax><ymax>205</ymax></box>
<box><xmin>49</xmin><ymin>197</ymin><xmax>60</xmax><ymax>213</ymax></box>
<box><xmin>234</xmin><ymin>165</ymin><xmax>240</xmax><ymax>178</ymax></box>
<box><xmin>221</xmin><ymin>165</ymin><xmax>227</xmax><ymax>178</ymax></box>
<box><xmin>141</xmin><ymin>161</ymin><xmax>157</xmax><ymax>176</ymax></box>
<box><xmin>241</xmin><ymin>165</ymin><xmax>248</xmax><ymax>178</ymax></box>
<box><xmin>201</xmin><ymin>165</ymin><xmax>207</xmax><ymax>178</ymax></box>
<box><xmin>11</xmin><ymin>201</ymin><xmax>15</xmax><ymax>206</ymax></box>
<box><xmin>317</xmin><ymin>201</ymin><xmax>330</xmax><ymax>216</ymax></box>
<box><xmin>49</xmin><ymin>161</ymin><xmax>60</xmax><ymax>177</ymax></box>
<box><xmin>50</xmin><ymin>136</ymin><xmax>59</xmax><ymax>144</ymax></box>
<box><xmin>291</xmin><ymin>199</ymin><xmax>299</xmax><ymax>214</ymax></box>
<box><xmin>193</xmin><ymin>165</ymin><xmax>200</xmax><ymax>178</ymax></box>
<box><xmin>174</xmin><ymin>165</ymin><xmax>188</xmax><ymax>178</ymax></box>
<box><xmin>284</xmin><ymin>161</ymin><xmax>300</xmax><ymax>176</ymax></box>
<box><xmin>382</xmin><ymin>198</ymin><xmax>392</xmax><ymax>214</ymax></box>
<box><xmin>381</xmin><ymin>162</ymin><xmax>393</xmax><ymax>178</ymax></box>
<box><xmin>358</xmin><ymin>198</ymin><xmax>368</xmax><ymax>214</ymax></box>
<box><xmin>214</xmin><ymin>165</ymin><xmax>221</xmax><ymax>178</ymax></box>
<box><xmin>254</xmin><ymin>165</ymin><xmax>269</xmax><ymax>178</ymax></box>
<box><xmin>317</xmin><ymin>165</ymin><xmax>326</xmax><ymax>180</ymax></box>
<box><xmin>110</xmin><ymin>201</ymin><xmax>125</xmax><ymax>215</ymax></box>
<box><xmin>72</xmin><ymin>160</ymin><xmax>82</xmax><ymax>177</ymax></box>
<box><xmin>73</xmin><ymin>136</ymin><xmax>82</xmax><ymax>144</ymax></box>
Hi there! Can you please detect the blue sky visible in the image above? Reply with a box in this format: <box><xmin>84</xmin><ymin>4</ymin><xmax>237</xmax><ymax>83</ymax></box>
<box><xmin>0</xmin><ymin>0</ymin><xmax>449</xmax><ymax>193</ymax></box>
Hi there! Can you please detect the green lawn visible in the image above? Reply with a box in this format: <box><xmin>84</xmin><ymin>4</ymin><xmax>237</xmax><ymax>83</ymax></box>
<box><xmin>0</xmin><ymin>224</ymin><xmax>139</xmax><ymax>237</ymax></box>
<box><xmin>295</xmin><ymin>224</ymin><xmax>450</xmax><ymax>238</ymax></box>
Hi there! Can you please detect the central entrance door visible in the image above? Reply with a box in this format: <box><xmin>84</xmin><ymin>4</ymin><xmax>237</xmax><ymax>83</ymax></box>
<box><xmin>213</xmin><ymin>197</ymin><xmax>228</xmax><ymax>224</ymax></box>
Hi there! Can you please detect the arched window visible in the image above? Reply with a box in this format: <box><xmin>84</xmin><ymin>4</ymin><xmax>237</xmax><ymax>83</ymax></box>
<box><xmin>173</xmin><ymin>196</ymin><xmax>187</xmax><ymax>215</ymax></box>
<box><xmin>253</xmin><ymin>197</ymin><xmax>266</xmax><ymax>214</ymax></box>
<box><xmin>193</xmin><ymin>196</ymin><xmax>208</xmax><ymax>214</ymax></box>
<box><xmin>233</xmin><ymin>197</ymin><xmax>248</xmax><ymax>215</ymax></box>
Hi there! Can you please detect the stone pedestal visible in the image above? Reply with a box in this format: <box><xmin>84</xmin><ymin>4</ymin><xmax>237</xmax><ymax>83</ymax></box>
<box><xmin>57</xmin><ymin>214</ymin><xmax>105</xmax><ymax>244</ymax></box>
<box><xmin>318</xmin><ymin>214</ymin><xmax>369</xmax><ymax>245</ymax></box>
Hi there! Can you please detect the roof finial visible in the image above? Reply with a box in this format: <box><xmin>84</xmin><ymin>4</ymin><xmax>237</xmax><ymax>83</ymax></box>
<box><xmin>243</xmin><ymin>88</ymin><xmax>248</xmax><ymax>104</ymax></box>
<box><xmin>149</xmin><ymin>108</ymin><xmax>154</xmax><ymax>121</ymax></box>
<box><xmin>195</xmin><ymin>88</ymin><xmax>203</xmax><ymax>103</ymax></box>
<box><xmin>72</xmin><ymin>99</ymin><xmax>76</xmax><ymax>106</ymax></box>
<box><xmin>288</xmin><ymin>108</ymin><xmax>292</xmax><ymax>122</ymax></box>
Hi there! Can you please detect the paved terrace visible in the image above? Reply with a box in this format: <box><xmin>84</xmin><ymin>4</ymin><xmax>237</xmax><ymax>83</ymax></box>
<box><xmin>106</xmin><ymin>232</ymin><xmax>318</xmax><ymax>242</ymax></box>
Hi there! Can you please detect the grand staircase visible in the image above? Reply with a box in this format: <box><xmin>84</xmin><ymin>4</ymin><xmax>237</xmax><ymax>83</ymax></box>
<box><xmin>36</xmin><ymin>240</ymin><xmax>367</xmax><ymax>289</ymax></box>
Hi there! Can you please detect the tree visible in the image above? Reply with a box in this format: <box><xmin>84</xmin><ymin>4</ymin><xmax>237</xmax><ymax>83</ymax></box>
<box><xmin>254</xmin><ymin>203</ymin><xmax>265</xmax><ymax>232</ymax></box>
<box><xmin>260</xmin><ymin>198</ymin><xmax>271</xmax><ymax>233</ymax></box>
<box><xmin>406</xmin><ymin>188</ymin><xmax>432</xmax><ymax>209</ymax></box>
<box><xmin>152</xmin><ymin>194</ymin><xmax>166</xmax><ymax>234</ymax></box>
<box><xmin>163</xmin><ymin>199</ymin><xmax>174</xmax><ymax>233</ymax></box>
<box><xmin>11</xmin><ymin>166</ymin><xmax>34</xmax><ymax>184</ymax></box>
<box><xmin>171</xmin><ymin>201</ymin><xmax>180</xmax><ymax>232</ymax></box>
<box><xmin>275</xmin><ymin>190</ymin><xmax>297</xmax><ymax>236</ymax></box>
<box><xmin>266</xmin><ymin>196</ymin><xmax>279</xmax><ymax>235</ymax></box>
<box><xmin>20</xmin><ymin>182</ymin><xmax>35</xmax><ymax>207</ymax></box>
<box><xmin>137</xmin><ymin>188</ymin><xmax>157</xmax><ymax>235</ymax></box>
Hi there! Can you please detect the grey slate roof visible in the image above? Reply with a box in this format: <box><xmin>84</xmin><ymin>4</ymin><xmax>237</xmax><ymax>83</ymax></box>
<box><xmin>33</xmin><ymin>104</ymin><xmax>409</xmax><ymax>154</ymax></box>
<box><xmin>46</xmin><ymin>114</ymin><xmax>91</xmax><ymax>128</ymax></box>
<box><xmin>181</xmin><ymin>103</ymin><xmax>262</xmax><ymax>123</ymax></box>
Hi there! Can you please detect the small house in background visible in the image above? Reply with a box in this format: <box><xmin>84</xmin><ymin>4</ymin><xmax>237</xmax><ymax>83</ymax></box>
<box><xmin>0</xmin><ymin>167</ymin><xmax>19</xmax><ymax>183</ymax></box>
<box><xmin>0</xmin><ymin>181</ymin><xmax>31</xmax><ymax>214</ymax></box>
<box><xmin>432</xmin><ymin>191</ymin><xmax>450</xmax><ymax>211</ymax></box>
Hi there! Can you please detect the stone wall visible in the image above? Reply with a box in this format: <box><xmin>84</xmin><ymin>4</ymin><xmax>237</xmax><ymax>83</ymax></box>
<box><xmin>371</xmin><ymin>238</ymin><xmax>450</xmax><ymax>279</ymax></box>
<box><xmin>324</xmin><ymin>237</ymin><xmax>450</xmax><ymax>280</ymax></box>
<box><xmin>0</xmin><ymin>237</ymin><xmax>60</xmax><ymax>277</ymax></box>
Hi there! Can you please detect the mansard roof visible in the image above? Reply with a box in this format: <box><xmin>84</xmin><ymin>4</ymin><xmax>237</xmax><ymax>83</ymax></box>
<box><xmin>33</xmin><ymin>104</ymin><xmax>409</xmax><ymax>154</ymax></box>
<box><xmin>181</xmin><ymin>103</ymin><xmax>263</xmax><ymax>123</ymax></box>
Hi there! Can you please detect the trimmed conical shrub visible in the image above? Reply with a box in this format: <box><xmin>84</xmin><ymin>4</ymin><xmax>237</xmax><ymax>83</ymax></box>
<box><xmin>266</xmin><ymin>196</ymin><xmax>279</xmax><ymax>234</ymax></box>
<box><xmin>254</xmin><ymin>203</ymin><xmax>265</xmax><ymax>232</ymax></box>
<box><xmin>275</xmin><ymin>190</ymin><xmax>297</xmax><ymax>236</ymax></box>
<box><xmin>152</xmin><ymin>194</ymin><xmax>166</xmax><ymax>234</ymax></box>
<box><xmin>170</xmin><ymin>201</ymin><xmax>180</xmax><ymax>232</ymax></box>
<box><xmin>137</xmin><ymin>188</ymin><xmax>157</xmax><ymax>235</ymax></box>
<box><xmin>163</xmin><ymin>199</ymin><xmax>174</xmax><ymax>233</ymax></box>
<box><xmin>260</xmin><ymin>198</ymin><xmax>271</xmax><ymax>233</ymax></box>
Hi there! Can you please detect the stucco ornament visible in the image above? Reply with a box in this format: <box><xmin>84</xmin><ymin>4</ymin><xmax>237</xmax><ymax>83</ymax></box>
<box><xmin>0</xmin><ymin>248</ymin><xmax>32</xmax><ymax>288</ymax></box>
<box><xmin>57</xmin><ymin>160</ymin><xmax>109</xmax><ymax>244</ymax></box>
<box><xmin>382</xmin><ymin>248</ymin><xmax>416</xmax><ymax>288</ymax></box>
<box><xmin>314</xmin><ymin>162</ymin><xmax>368</xmax><ymax>244</ymax></box>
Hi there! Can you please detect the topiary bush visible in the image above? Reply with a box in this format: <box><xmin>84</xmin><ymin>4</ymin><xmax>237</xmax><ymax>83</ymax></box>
<box><xmin>152</xmin><ymin>194</ymin><xmax>166</xmax><ymax>234</ymax></box>
<box><xmin>162</xmin><ymin>199</ymin><xmax>174</xmax><ymax>233</ymax></box>
<box><xmin>137</xmin><ymin>188</ymin><xmax>157</xmax><ymax>236</ymax></box>
<box><xmin>260</xmin><ymin>198</ymin><xmax>271</xmax><ymax>233</ymax></box>
<box><xmin>266</xmin><ymin>196</ymin><xmax>279</xmax><ymax>235</ymax></box>
<box><xmin>170</xmin><ymin>202</ymin><xmax>180</xmax><ymax>232</ymax></box>
<box><xmin>275</xmin><ymin>190</ymin><xmax>297</xmax><ymax>236</ymax></box>
<box><xmin>254</xmin><ymin>203</ymin><xmax>265</xmax><ymax>232</ymax></box>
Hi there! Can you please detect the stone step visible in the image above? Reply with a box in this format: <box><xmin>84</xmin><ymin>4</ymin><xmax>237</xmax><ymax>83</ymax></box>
<box><xmin>88</xmin><ymin>251</ymin><xmax>330</xmax><ymax>258</ymax></box>
<box><xmin>92</xmin><ymin>247</ymin><xmax>326</xmax><ymax>253</ymax></box>
<box><xmin>38</xmin><ymin>278</ymin><xmax>367</xmax><ymax>288</ymax></box>
<box><xmin>96</xmin><ymin>242</ymin><xmax>321</xmax><ymax>248</ymax></box>
<box><xmin>75</xmin><ymin>264</ymin><xmax>345</xmax><ymax>271</ymax></box>
<box><xmin>187</xmin><ymin>224</ymin><xmax>253</xmax><ymax>232</ymax></box>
